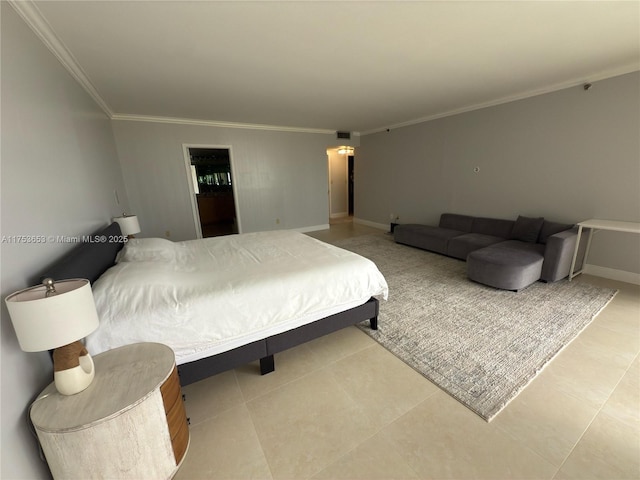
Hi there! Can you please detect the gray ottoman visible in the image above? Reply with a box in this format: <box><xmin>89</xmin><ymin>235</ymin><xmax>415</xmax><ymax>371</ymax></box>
<box><xmin>467</xmin><ymin>244</ymin><xmax>544</xmax><ymax>291</ymax></box>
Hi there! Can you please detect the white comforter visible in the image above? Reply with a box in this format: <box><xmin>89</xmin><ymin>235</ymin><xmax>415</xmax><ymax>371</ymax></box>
<box><xmin>86</xmin><ymin>231</ymin><xmax>388</xmax><ymax>364</ymax></box>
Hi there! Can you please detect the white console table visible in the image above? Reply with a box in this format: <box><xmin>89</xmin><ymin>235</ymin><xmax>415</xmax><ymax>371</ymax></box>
<box><xmin>569</xmin><ymin>219</ymin><xmax>640</xmax><ymax>280</ymax></box>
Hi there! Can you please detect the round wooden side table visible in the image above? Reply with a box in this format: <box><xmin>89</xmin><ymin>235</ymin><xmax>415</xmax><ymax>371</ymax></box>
<box><xmin>30</xmin><ymin>342</ymin><xmax>189</xmax><ymax>479</ymax></box>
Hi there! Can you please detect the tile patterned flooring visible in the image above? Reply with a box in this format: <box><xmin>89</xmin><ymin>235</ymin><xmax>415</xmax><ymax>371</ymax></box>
<box><xmin>175</xmin><ymin>222</ymin><xmax>640</xmax><ymax>480</ymax></box>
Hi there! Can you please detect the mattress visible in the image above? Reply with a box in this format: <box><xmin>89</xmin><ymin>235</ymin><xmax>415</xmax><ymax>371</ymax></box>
<box><xmin>86</xmin><ymin>230</ymin><xmax>388</xmax><ymax>364</ymax></box>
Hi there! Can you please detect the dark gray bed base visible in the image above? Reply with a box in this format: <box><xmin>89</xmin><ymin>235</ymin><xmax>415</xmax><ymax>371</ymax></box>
<box><xmin>177</xmin><ymin>296</ymin><xmax>379</xmax><ymax>386</ymax></box>
<box><xmin>38</xmin><ymin>222</ymin><xmax>380</xmax><ymax>387</ymax></box>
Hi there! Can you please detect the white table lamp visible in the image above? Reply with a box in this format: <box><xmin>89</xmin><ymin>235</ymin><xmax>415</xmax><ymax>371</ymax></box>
<box><xmin>5</xmin><ymin>278</ymin><xmax>100</xmax><ymax>395</ymax></box>
<box><xmin>113</xmin><ymin>214</ymin><xmax>141</xmax><ymax>238</ymax></box>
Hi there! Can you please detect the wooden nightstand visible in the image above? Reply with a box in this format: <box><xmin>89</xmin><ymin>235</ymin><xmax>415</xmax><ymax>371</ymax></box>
<box><xmin>30</xmin><ymin>343</ymin><xmax>190</xmax><ymax>479</ymax></box>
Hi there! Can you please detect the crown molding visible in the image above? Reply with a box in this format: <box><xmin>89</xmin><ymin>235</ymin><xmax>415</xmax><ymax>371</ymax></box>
<box><xmin>16</xmin><ymin>0</ymin><xmax>633</xmax><ymax>138</ymax></box>
<box><xmin>110</xmin><ymin>113</ymin><xmax>342</xmax><ymax>135</ymax></box>
<box><xmin>6</xmin><ymin>1</ymin><xmax>357</xmax><ymax>136</ymax></box>
<box><xmin>9</xmin><ymin>0</ymin><xmax>114</xmax><ymax>117</ymax></box>
<box><xmin>7</xmin><ymin>0</ymin><xmax>348</xmax><ymax>136</ymax></box>
<box><xmin>361</xmin><ymin>65</ymin><xmax>640</xmax><ymax>136</ymax></box>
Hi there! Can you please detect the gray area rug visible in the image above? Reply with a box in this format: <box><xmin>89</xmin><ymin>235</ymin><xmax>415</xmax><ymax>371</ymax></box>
<box><xmin>335</xmin><ymin>234</ymin><xmax>618</xmax><ymax>421</ymax></box>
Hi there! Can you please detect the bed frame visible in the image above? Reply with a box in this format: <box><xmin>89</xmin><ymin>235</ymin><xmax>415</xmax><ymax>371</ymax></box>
<box><xmin>37</xmin><ymin>223</ymin><xmax>379</xmax><ymax>386</ymax></box>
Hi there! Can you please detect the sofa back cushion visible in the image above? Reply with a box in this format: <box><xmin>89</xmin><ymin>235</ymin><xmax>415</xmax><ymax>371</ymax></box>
<box><xmin>510</xmin><ymin>215</ymin><xmax>545</xmax><ymax>243</ymax></box>
<box><xmin>471</xmin><ymin>217</ymin><xmax>515</xmax><ymax>238</ymax></box>
<box><xmin>439</xmin><ymin>214</ymin><xmax>474</xmax><ymax>232</ymax></box>
<box><xmin>539</xmin><ymin>220</ymin><xmax>574</xmax><ymax>244</ymax></box>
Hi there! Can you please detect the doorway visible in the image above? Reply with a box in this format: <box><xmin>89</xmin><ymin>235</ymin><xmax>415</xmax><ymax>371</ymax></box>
<box><xmin>186</xmin><ymin>146</ymin><xmax>239</xmax><ymax>237</ymax></box>
<box><xmin>327</xmin><ymin>146</ymin><xmax>354</xmax><ymax>223</ymax></box>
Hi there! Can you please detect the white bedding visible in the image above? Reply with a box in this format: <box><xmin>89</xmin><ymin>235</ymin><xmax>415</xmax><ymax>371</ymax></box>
<box><xmin>86</xmin><ymin>231</ymin><xmax>388</xmax><ymax>364</ymax></box>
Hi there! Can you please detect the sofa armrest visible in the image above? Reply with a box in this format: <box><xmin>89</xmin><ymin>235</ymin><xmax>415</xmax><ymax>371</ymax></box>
<box><xmin>540</xmin><ymin>227</ymin><xmax>578</xmax><ymax>282</ymax></box>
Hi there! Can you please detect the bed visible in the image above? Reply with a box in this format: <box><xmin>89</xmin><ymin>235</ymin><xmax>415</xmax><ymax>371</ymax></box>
<box><xmin>38</xmin><ymin>223</ymin><xmax>388</xmax><ymax>386</ymax></box>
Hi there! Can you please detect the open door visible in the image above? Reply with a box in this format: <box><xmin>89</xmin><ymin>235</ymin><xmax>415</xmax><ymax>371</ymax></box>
<box><xmin>183</xmin><ymin>145</ymin><xmax>240</xmax><ymax>238</ymax></box>
<box><xmin>348</xmin><ymin>155</ymin><xmax>354</xmax><ymax>216</ymax></box>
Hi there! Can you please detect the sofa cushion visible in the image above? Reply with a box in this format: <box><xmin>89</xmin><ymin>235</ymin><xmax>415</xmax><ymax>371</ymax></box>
<box><xmin>541</xmin><ymin>228</ymin><xmax>578</xmax><ymax>282</ymax></box>
<box><xmin>467</xmin><ymin>243</ymin><xmax>544</xmax><ymax>291</ymax></box>
<box><xmin>510</xmin><ymin>215</ymin><xmax>545</xmax><ymax>243</ymax></box>
<box><xmin>493</xmin><ymin>239</ymin><xmax>545</xmax><ymax>255</ymax></box>
<box><xmin>439</xmin><ymin>214</ymin><xmax>474</xmax><ymax>233</ymax></box>
<box><xmin>446</xmin><ymin>233</ymin><xmax>506</xmax><ymax>260</ymax></box>
<box><xmin>471</xmin><ymin>217</ymin><xmax>515</xmax><ymax>239</ymax></box>
<box><xmin>394</xmin><ymin>224</ymin><xmax>465</xmax><ymax>255</ymax></box>
<box><xmin>538</xmin><ymin>220</ymin><xmax>574</xmax><ymax>244</ymax></box>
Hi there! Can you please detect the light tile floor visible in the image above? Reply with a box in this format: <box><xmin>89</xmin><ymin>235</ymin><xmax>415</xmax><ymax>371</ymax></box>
<box><xmin>175</xmin><ymin>222</ymin><xmax>640</xmax><ymax>480</ymax></box>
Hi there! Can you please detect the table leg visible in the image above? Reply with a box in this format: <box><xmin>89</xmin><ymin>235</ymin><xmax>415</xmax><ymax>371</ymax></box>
<box><xmin>583</xmin><ymin>227</ymin><xmax>595</xmax><ymax>271</ymax></box>
<box><xmin>569</xmin><ymin>225</ymin><xmax>583</xmax><ymax>281</ymax></box>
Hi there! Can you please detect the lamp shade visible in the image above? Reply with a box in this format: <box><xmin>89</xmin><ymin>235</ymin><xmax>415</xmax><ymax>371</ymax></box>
<box><xmin>113</xmin><ymin>215</ymin><xmax>141</xmax><ymax>236</ymax></box>
<box><xmin>5</xmin><ymin>279</ymin><xmax>99</xmax><ymax>352</ymax></box>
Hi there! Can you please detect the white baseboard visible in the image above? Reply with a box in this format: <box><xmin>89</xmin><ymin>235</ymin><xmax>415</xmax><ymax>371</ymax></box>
<box><xmin>353</xmin><ymin>218</ymin><xmax>388</xmax><ymax>231</ymax></box>
<box><xmin>295</xmin><ymin>224</ymin><xmax>330</xmax><ymax>233</ymax></box>
<box><xmin>330</xmin><ymin>212</ymin><xmax>349</xmax><ymax>219</ymax></box>
<box><xmin>583</xmin><ymin>264</ymin><xmax>640</xmax><ymax>285</ymax></box>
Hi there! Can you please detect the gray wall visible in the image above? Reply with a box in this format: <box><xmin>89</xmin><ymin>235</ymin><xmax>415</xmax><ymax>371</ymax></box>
<box><xmin>111</xmin><ymin>121</ymin><xmax>340</xmax><ymax>240</ymax></box>
<box><xmin>356</xmin><ymin>72</ymin><xmax>640</xmax><ymax>276</ymax></box>
<box><xmin>1</xmin><ymin>5</ymin><xmax>129</xmax><ymax>478</ymax></box>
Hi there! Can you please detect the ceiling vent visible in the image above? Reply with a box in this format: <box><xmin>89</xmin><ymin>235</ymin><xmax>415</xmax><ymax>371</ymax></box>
<box><xmin>336</xmin><ymin>131</ymin><xmax>351</xmax><ymax>140</ymax></box>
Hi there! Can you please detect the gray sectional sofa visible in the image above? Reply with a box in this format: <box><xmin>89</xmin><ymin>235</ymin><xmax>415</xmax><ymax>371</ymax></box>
<box><xmin>394</xmin><ymin>213</ymin><xmax>577</xmax><ymax>291</ymax></box>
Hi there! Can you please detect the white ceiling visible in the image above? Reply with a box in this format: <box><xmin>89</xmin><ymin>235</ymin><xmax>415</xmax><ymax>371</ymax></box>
<box><xmin>18</xmin><ymin>1</ymin><xmax>640</xmax><ymax>134</ymax></box>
